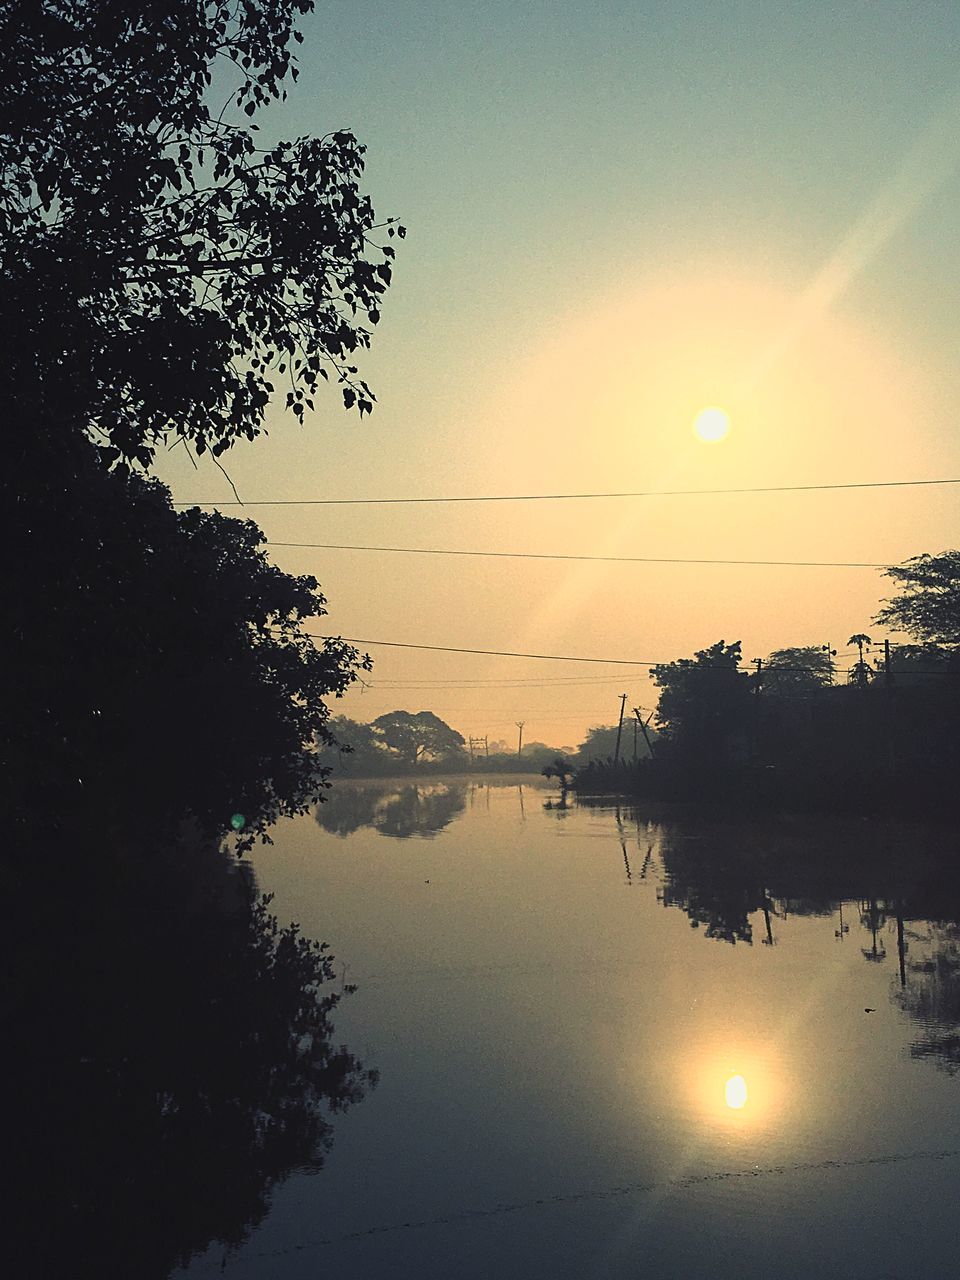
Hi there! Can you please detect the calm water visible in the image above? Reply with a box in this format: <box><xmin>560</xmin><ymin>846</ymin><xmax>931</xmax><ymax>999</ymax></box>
<box><xmin>177</xmin><ymin>777</ymin><xmax>960</xmax><ymax>1279</ymax></box>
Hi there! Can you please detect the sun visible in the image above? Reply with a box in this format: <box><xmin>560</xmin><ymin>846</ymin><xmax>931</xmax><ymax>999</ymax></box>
<box><xmin>693</xmin><ymin>406</ymin><xmax>731</xmax><ymax>444</ymax></box>
<box><xmin>725</xmin><ymin>1074</ymin><xmax>748</xmax><ymax>1110</ymax></box>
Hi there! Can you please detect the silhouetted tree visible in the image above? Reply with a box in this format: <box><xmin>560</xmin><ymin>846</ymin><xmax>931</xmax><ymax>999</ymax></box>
<box><xmin>8</xmin><ymin>452</ymin><xmax>366</xmax><ymax>851</ymax></box>
<box><xmin>2</xmin><ymin>0</ymin><xmax>402</xmax><ymax>464</ymax></box>
<box><xmin>542</xmin><ymin>757</ymin><xmax>575</xmax><ymax>793</ymax></box>
<box><xmin>847</xmin><ymin>633</ymin><xmax>874</xmax><ymax>687</ymax></box>
<box><xmin>875</xmin><ymin>551</ymin><xmax>960</xmax><ymax>649</ymax></box>
<box><xmin>764</xmin><ymin>646</ymin><xmax>834</xmax><ymax>695</ymax></box>
<box><xmin>651</xmin><ymin>640</ymin><xmax>752</xmax><ymax>768</ymax></box>
<box><xmin>371</xmin><ymin>710</ymin><xmax>466</xmax><ymax>766</ymax></box>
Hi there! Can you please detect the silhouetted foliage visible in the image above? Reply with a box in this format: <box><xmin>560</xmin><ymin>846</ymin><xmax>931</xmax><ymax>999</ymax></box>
<box><xmin>651</xmin><ymin>640</ymin><xmax>752</xmax><ymax>769</ymax></box>
<box><xmin>875</xmin><ymin>551</ymin><xmax>960</xmax><ymax>648</ymax></box>
<box><xmin>1</xmin><ymin>0</ymin><xmax>402</xmax><ymax>464</ymax></box>
<box><xmin>575</xmin><ymin>721</ymin><xmax>656</xmax><ymax>764</ymax></box>
<box><xmin>764</xmin><ymin>646</ymin><xmax>834</xmax><ymax>695</ymax></box>
<box><xmin>5</xmin><ymin>828</ymin><xmax>374</xmax><ymax>1279</ymax></box>
<box><xmin>542</xmin><ymin>757</ymin><xmax>575</xmax><ymax>792</ymax></box>
<box><xmin>371</xmin><ymin>710</ymin><xmax>466</xmax><ymax>766</ymax></box>
<box><xmin>8</xmin><ymin>438</ymin><xmax>366</xmax><ymax>851</ymax></box>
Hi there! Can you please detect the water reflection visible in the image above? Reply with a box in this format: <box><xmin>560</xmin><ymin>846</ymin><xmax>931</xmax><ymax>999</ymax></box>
<box><xmin>6</xmin><ymin>830</ymin><xmax>373</xmax><ymax>1279</ymax></box>
<box><xmin>316</xmin><ymin>780</ymin><xmax>466</xmax><ymax>839</ymax></box>
<box><xmin>563</xmin><ymin>794</ymin><xmax>960</xmax><ymax>1077</ymax></box>
<box><xmin>899</xmin><ymin>926</ymin><xmax>960</xmax><ymax>1072</ymax></box>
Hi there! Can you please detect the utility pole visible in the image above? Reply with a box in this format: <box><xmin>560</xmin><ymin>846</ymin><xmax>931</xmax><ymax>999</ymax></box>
<box><xmin>613</xmin><ymin>693</ymin><xmax>628</xmax><ymax>763</ymax></box>
<box><xmin>484</xmin><ymin>734</ymin><xmax>489</xmax><ymax>760</ymax></box>
<box><xmin>821</xmin><ymin>642</ymin><xmax>837</xmax><ymax>683</ymax></box>
<box><xmin>516</xmin><ymin>721</ymin><xmax>525</xmax><ymax>760</ymax></box>
<box><xmin>632</xmin><ymin>717</ymin><xmax>638</xmax><ymax>763</ymax></box>
<box><xmin>881</xmin><ymin>637</ymin><xmax>896</xmax><ymax>775</ymax></box>
<box><xmin>633</xmin><ymin>707</ymin><xmax>656</xmax><ymax>759</ymax></box>
<box><xmin>752</xmin><ymin>657</ymin><xmax>763</xmax><ymax>763</ymax></box>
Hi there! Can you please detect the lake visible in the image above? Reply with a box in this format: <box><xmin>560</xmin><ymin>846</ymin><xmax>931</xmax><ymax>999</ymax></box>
<box><xmin>176</xmin><ymin>776</ymin><xmax>960</xmax><ymax>1279</ymax></box>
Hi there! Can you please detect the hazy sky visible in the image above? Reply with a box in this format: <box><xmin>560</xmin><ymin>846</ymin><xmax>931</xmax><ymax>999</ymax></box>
<box><xmin>157</xmin><ymin>1</ymin><xmax>960</xmax><ymax>747</ymax></box>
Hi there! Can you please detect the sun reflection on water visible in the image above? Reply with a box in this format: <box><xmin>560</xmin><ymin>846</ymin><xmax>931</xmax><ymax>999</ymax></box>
<box><xmin>684</xmin><ymin>1045</ymin><xmax>784</xmax><ymax>1131</ymax></box>
<box><xmin>725</xmin><ymin>1074</ymin><xmax>748</xmax><ymax>1109</ymax></box>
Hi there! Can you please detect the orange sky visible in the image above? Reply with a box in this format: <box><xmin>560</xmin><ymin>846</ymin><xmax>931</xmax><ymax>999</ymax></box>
<box><xmin>156</xmin><ymin>4</ymin><xmax>960</xmax><ymax>749</ymax></box>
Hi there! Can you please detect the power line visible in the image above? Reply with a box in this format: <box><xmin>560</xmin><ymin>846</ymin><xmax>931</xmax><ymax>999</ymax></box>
<box><xmin>311</xmin><ymin>636</ymin><xmax>663</xmax><ymax>666</ymax></box>
<box><xmin>310</xmin><ymin>634</ymin><xmax>958</xmax><ymax>675</ymax></box>
<box><xmin>273</xmin><ymin>541</ymin><xmax>887</xmax><ymax>569</ymax></box>
<box><xmin>171</xmin><ymin>476</ymin><xmax>960</xmax><ymax>507</ymax></box>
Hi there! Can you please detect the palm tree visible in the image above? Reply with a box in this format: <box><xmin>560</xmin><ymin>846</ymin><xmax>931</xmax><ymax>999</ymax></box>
<box><xmin>847</xmin><ymin>633</ymin><xmax>873</xmax><ymax>687</ymax></box>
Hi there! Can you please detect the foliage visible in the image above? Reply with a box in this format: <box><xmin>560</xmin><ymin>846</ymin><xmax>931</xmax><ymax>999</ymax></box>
<box><xmin>875</xmin><ymin>551</ymin><xmax>960</xmax><ymax>648</ymax></box>
<box><xmin>371</xmin><ymin>710</ymin><xmax>466</xmax><ymax>766</ymax></box>
<box><xmin>1</xmin><ymin>0</ymin><xmax>402</xmax><ymax>464</ymax></box>
<box><xmin>575</xmin><ymin>721</ymin><xmax>655</xmax><ymax>764</ymax></box>
<box><xmin>541</xmin><ymin>757</ymin><xmax>575</xmax><ymax>790</ymax></box>
<box><xmin>763</xmin><ymin>646</ymin><xmax>834</xmax><ymax>695</ymax></box>
<box><xmin>650</xmin><ymin>640</ymin><xmax>753</xmax><ymax>765</ymax></box>
<box><xmin>847</xmin><ymin>633</ymin><xmax>874</xmax><ymax>687</ymax></box>
<box><xmin>8</xmin><ymin>437</ymin><xmax>366</xmax><ymax>849</ymax></box>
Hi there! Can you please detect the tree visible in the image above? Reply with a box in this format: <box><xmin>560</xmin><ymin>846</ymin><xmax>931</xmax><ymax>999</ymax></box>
<box><xmin>371</xmin><ymin>711</ymin><xmax>466</xmax><ymax>766</ymax></box>
<box><xmin>541</xmin><ymin>758</ymin><xmax>575</xmax><ymax>793</ymax></box>
<box><xmin>875</xmin><ymin>552</ymin><xmax>960</xmax><ymax>649</ymax></box>
<box><xmin>2</xmin><ymin>0</ymin><xmax>402</xmax><ymax>465</ymax></box>
<box><xmin>847</xmin><ymin>633</ymin><xmax>873</xmax><ymax>687</ymax></box>
<box><xmin>650</xmin><ymin>641</ymin><xmax>752</xmax><ymax>765</ymax></box>
<box><xmin>8</xmin><ymin>448</ymin><xmax>367</xmax><ymax>851</ymax></box>
<box><xmin>763</xmin><ymin>646</ymin><xmax>834</xmax><ymax>695</ymax></box>
<box><xmin>318</xmin><ymin>715</ymin><xmax>390</xmax><ymax>774</ymax></box>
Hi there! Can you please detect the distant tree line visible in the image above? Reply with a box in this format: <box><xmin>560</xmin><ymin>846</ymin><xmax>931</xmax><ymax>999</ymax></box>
<box><xmin>575</xmin><ymin>551</ymin><xmax>960</xmax><ymax>814</ymax></box>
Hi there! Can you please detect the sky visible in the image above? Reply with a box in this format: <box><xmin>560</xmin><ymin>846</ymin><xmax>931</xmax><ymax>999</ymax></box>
<box><xmin>156</xmin><ymin>0</ymin><xmax>960</xmax><ymax>749</ymax></box>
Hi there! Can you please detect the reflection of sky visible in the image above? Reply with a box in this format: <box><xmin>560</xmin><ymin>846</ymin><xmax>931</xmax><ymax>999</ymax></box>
<box><xmin>178</xmin><ymin>786</ymin><xmax>960</xmax><ymax>1278</ymax></box>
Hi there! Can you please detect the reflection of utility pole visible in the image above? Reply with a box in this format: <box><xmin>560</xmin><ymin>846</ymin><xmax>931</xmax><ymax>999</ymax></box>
<box><xmin>761</xmin><ymin>888</ymin><xmax>775</xmax><ymax>945</ymax></box>
<box><xmin>613</xmin><ymin>694</ymin><xmax>628</xmax><ymax>763</ymax></box>
<box><xmin>516</xmin><ymin>721</ymin><xmax>525</xmax><ymax>760</ymax></box>
<box><xmin>896</xmin><ymin>905</ymin><xmax>906</xmax><ymax>987</ymax></box>
<box><xmin>835</xmin><ymin>901</ymin><xmax>849</xmax><ymax>939</ymax></box>
<box><xmin>614</xmin><ymin>803</ymin><xmax>632</xmax><ymax>883</ymax></box>
<box><xmin>518</xmin><ymin>783</ymin><xmax>526</xmax><ymax>821</ymax></box>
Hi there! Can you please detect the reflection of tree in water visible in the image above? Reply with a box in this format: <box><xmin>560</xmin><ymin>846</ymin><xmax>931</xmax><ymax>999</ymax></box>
<box><xmin>316</xmin><ymin>781</ymin><xmax>467</xmax><ymax>838</ymax></box>
<box><xmin>653</xmin><ymin>828</ymin><xmax>763</xmax><ymax>944</ymax></box>
<box><xmin>899</xmin><ymin>926</ymin><xmax>960</xmax><ymax>1073</ymax></box>
<box><xmin>6</xmin><ymin>832</ymin><xmax>374</xmax><ymax>1279</ymax></box>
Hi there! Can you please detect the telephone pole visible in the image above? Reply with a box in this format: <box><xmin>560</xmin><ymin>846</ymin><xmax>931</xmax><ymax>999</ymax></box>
<box><xmin>516</xmin><ymin>721</ymin><xmax>525</xmax><ymax>760</ymax></box>
<box><xmin>821</xmin><ymin>642</ymin><xmax>837</xmax><ymax>683</ymax></box>
<box><xmin>613</xmin><ymin>693</ymin><xmax>628</xmax><ymax>763</ymax></box>
<box><xmin>633</xmin><ymin>707</ymin><xmax>656</xmax><ymax>759</ymax></box>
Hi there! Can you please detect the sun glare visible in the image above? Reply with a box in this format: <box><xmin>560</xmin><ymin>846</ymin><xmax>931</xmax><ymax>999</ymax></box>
<box><xmin>693</xmin><ymin>406</ymin><xmax>731</xmax><ymax>443</ymax></box>
<box><xmin>725</xmin><ymin>1074</ymin><xmax>748</xmax><ymax>1109</ymax></box>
